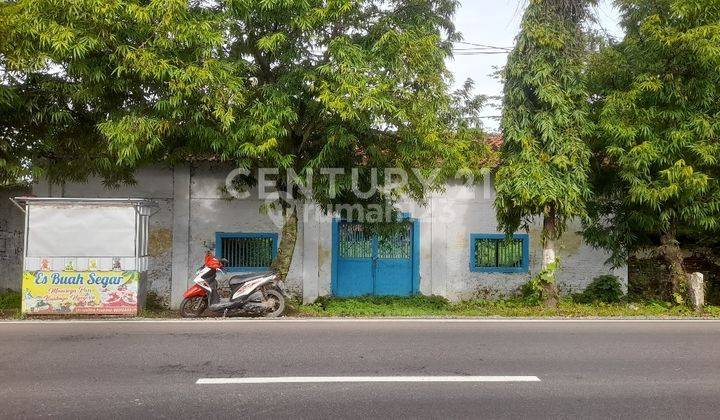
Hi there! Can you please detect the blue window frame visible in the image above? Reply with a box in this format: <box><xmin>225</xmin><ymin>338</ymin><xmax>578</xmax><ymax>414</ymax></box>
<box><xmin>215</xmin><ymin>232</ymin><xmax>278</xmax><ymax>272</ymax></box>
<box><xmin>469</xmin><ymin>233</ymin><xmax>529</xmax><ymax>273</ymax></box>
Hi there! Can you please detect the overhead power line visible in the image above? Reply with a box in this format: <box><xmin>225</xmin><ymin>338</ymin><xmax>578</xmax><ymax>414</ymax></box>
<box><xmin>451</xmin><ymin>41</ymin><xmax>511</xmax><ymax>55</ymax></box>
<box><xmin>452</xmin><ymin>47</ymin><xmax>508</xmax><ymax>51</ymax></box>
<box><xmin>452</xmin><ymin>51</ymin><xmax>509</xmax><ymax>55</ymax></box>
<box><xmin>453</xmin><ymin>41</ymin><xmax>512</xmax><ymax>51</ymax></box>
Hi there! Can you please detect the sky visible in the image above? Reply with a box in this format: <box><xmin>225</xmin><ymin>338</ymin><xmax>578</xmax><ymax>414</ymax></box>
<box><xmin>446</xmin><ymin>0</ymin><xmax>624</xmax><ymax>131</ymax></box>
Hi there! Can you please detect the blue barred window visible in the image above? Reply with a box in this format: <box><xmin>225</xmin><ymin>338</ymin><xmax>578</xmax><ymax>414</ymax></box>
<box><xmin>469</xmin><ymin>234</ymin><xmax>529</xmax><ymax>273</ymax></box>
<box><xmin>215</xmin><ymin>233</ymin><xmax>278</xmax><ymax>272</ymax></box>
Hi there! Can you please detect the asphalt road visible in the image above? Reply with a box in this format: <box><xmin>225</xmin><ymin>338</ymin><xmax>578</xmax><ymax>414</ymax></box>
<box><xmin>1</xmin><ymin>319</ymin><xmax>719</xmax><ymax>419</ymax></box>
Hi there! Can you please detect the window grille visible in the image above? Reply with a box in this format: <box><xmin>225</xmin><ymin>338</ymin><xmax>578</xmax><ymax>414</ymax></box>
<box><xmin>217</xmin><ymin>233</ymin><xmax>278</xmax><ymax>271</ymax></box>
<box><xmin>338</xmin><ymin>223</ymin><xmax>373</xmax><ymax>259</ymax></box>
<box><xmin>378</xmin><ymin>223</ymin><xmax>412</xmax><ymax>259</ymax></box>
<box><xmin>470</xmin><ymin>234</ymin><xmax>529</xmax><ymax>273</ymax></box>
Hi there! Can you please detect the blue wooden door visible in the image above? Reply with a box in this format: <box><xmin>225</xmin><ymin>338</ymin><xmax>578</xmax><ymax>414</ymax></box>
<box><xmin>374</xmin><ymin>222</ymin><xmax>414</xmax><ymax>295</ymax></box>
<box><xmin>335</xmin><ymin>223</ymin><xmax>374</xmax><ymax>297</ymax></box>
<box><xmin>335</xmin><ymin>221</ymin><xmax>415</xmax><ymax>297</ymax></box>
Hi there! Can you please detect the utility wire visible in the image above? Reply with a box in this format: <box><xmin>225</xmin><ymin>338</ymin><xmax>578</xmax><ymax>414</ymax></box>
<box><xmin>452</xmin><ymin>51</ymin><xmax>509</xmax><ymax>55</ymax></box>
<box><xmin>452</xmin><ymin>47</ymin><xmax>508</xmax><ymax>51</ymax></box>
<box><xmin>451</xmin><ymin>41</ymin><xmax>511</xmax><ymax>55</ymax></box>
<box><xmin>453</xmin><ymin>41</ymin><xmax>512</xmax><ymax>51</ymax></box>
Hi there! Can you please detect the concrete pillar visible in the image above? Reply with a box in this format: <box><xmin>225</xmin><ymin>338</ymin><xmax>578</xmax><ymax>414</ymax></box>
<box><xmin>430</xmin><ymin>198</ymin><xmax>447</xmax><ymax>297</ymax></box>
<box><xmin>483</xmin><ymin>174</ymin><xmax>492</xmax><ymax>200</ymax></box>
<box><xmin>302</xmin><ymin>204</ymin><xmax>320</xmax><ymax>304</ymax></box>
<box><xmin>170</xmin><ymin>166</ymin><xmax>191</xmax><ymax>309</ymax></box>
<box><xmin>688</xmin><ymin>272</ymin><xmax>705</xmax><ymax>311</ymax></box>
<box><xmin>418</xmin><ymin>217</ymin><xmax>432</xmax><ymax>295</ymax></box>
<box><xmin>317</xmin><ymin>214</ymin><xmax>333</xmax><ymax>297</ymax></box>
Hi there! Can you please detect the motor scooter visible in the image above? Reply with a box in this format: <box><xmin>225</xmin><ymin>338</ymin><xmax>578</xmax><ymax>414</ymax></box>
<box><xmin>180</xmin><ymin>252</ymin><xmax>285</xmax><ymax>318</ymax></box>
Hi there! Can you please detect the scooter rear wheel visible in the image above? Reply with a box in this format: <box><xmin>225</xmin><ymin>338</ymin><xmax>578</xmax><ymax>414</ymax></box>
<box><xmin>263</xmin><ymin>289</ymin><xmax>285</xmax><ymax>318</ymax></box>
<box><xmin>180</xmin><ymin>296</ymin><xmax>208</xmax><ymax>318</ymax></box>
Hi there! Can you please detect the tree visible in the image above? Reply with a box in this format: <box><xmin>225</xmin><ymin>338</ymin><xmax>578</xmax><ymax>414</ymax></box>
<box><xmin>1</xmin><ymin>0</ymin><xmax>488</xmax><ymax>281</ymax></box>
<box><xmin>584</xmin><ymin>0</ymin><xmax>720</xmax><ymax>303</ymax></box>
<box><xmin>215</xmin><ymin>0</ymin><xmax>489</xmax><ymax>280</ymax></box>
<box><xmin>0</xmin><ymin>0</ymin><xmax>241</xmax><ymax>187</ymax></box>
<box><xmin>495</xmin><ymin>0</ymin><xmax>596</xmax><ymax>306</ymax></box>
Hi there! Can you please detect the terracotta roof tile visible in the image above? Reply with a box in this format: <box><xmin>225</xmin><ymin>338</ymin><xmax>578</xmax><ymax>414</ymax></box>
<box><xmin>486</xmin><ymin>133</ymin><xmax>503</xmax><ymax>151</ymax></box>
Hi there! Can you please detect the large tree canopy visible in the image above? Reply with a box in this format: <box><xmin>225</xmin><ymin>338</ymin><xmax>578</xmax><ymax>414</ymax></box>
<box><xmin>495</xmin><ymin>0</ymin><xmax>597</xmax><ymax>305</ymax></box>
<box><xmin>0</xmin><ymin>0</ymin><xmax>240</xmax><ymax>185</ymax></box>
<box><xmin>584</xmin><ymin>0</ymin><xmax>720</xmax><ymax>301</ymax></box>
<box><xmin>1</xmin><ymin>0</ymin><xmax>488</xmax><ymax>278</ymax></box>
<box><xmin>1</xmin><ymin>0</ymin><xmax>483</xmax><ymax>185</ymax></box>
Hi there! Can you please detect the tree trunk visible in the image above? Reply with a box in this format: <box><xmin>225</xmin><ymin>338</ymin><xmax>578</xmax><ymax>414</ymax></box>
<box><xmin>541</xmin><ymin>207</ymin><xmax>560</xmax><ymax>308</ymax></box>
<box><xmin>271</xmin><ymin>206</ymin><xmax>298</xmax><ymax>283</ymax></box>
<box><xmin>659</xmin><ymin>232</ymin><xmax>688</xmax><ymax>304</ymax></box>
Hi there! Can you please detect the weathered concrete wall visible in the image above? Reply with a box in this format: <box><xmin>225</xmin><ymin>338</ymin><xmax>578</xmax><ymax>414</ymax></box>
<box><xmin>416</xmin><ymin>180</ymin><xmax>625</xmax><ymax>301</ymax></box>
<box><xmin>0</xmin><ymin>188</ymin><xmax>29</xmax><ymax>291</ymax></box>
<box><xmin>420</xmin><ymin>180</ymin><xmax>626</xmax><ymax>301</ymax></box>
<box><xmin>310</xmin><ymin>177</ymin><xmax>626</xmax><ymax>302</ymax></box>
<box><xmin>30</xmin><ymin>164</ymin><xmax>306</xmax><ymax>308</ymax></box>
<box><xmin>26</xmin><ymin>166</ymin><xmax>626</xmax><ymax>306</ymax></box>
<box><xmin>169</xmin><ymin>166</ymin><xmax>190</xmax><ymax>308</ymax></box>
<box><xmin>187</xmin><ymin>163</ymin><xmax>304</xmax><ymax>299</ymax></box>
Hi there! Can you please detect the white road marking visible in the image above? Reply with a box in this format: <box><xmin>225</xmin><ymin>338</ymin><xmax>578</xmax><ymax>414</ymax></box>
<box><xmin>196</xmin><ymin>376</ymin><xmax>541</xmax><ymax>384</ymax></box>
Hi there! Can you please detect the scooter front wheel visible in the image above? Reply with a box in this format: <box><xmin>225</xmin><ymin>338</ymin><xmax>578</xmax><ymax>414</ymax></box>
<box><xmin>180</xmin><ymin>296</ymin><xmax>208</xmax><ymax>318</ymax></box>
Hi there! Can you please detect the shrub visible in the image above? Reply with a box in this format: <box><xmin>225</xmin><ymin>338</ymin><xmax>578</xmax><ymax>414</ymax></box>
<box><xmin>520</xmin><ymin>261</ymin><xmax>560</xmax><ymax>305</ymax></box>
<box><xmin>144</xmin><ymin>290</ymin><xmax>168</xmax><ymax>311</ymax></box>
<box><xmin>520</xmin><ymin>278</ymin><xmax>543</xmax><ymax>305</ymax></box>
<box><xmin>0</xmin><ymin>290</ymin><xmax>21</xmax><ymax>310</ymax></box>
<box><xmin>574</xmin><ymin>275</ymin><xmax>624</xmax><ymax>304</ymax></box>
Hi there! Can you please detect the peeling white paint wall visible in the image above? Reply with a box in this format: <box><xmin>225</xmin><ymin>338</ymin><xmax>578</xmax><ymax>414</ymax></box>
<box><xmin>408</xmin><ymin>179</ymin><xmax>626</xmax><ymax>301</ymax></box>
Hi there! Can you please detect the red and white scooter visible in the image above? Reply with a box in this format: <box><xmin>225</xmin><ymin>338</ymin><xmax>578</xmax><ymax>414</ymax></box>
<box><xmin>180</xmin><ymin>252</ymin><xmax>285</xmax><ymax>318</ymax></box>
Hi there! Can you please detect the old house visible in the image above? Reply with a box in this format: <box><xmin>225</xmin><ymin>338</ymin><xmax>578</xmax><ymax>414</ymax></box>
<box><xmin>3</xmin><ymin>162</ymin><xmax>626</xmax><ymax>309</ymax></box>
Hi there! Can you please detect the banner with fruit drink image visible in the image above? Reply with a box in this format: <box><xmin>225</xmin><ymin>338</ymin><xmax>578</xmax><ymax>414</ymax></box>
<box><xmin>22</xmin><ymin>271</ymin><xmax>139</xmax><ymax>315</ymax></box>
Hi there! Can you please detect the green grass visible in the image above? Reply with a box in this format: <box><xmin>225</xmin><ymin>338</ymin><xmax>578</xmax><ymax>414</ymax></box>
<box><xmin>3</xmin><ymin>289</ymin><xmax>720</xmax><ymax>319</ymax></box>
<box><xmin>0</xmin><ymin>290</ymin><xmax>22</xmax><ymax>319</ymax></box>
<box><xmin>137</xmin><ymin>308</ymin><xmax>179</xmax><ymax>318</ymax></box>
<box><xmin>0</xmin><ymin>290</ymin><xmax>20</xmax><ymax>310</ymax></box>
<box><xmin>298</xmin><ymin>295</ymin><xmax>720</xmax><ymax>318</ymax></box>
<box><xmin>0</xmin><ymin>290</ymin><xmax>181</xmax><ymax>319</ymax></box>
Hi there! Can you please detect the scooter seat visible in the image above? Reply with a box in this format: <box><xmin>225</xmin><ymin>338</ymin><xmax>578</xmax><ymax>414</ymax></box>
<box><xmin>228</xmin><ymin>273</ymin><xmax>269</xmax><ymax>287</ymax></box>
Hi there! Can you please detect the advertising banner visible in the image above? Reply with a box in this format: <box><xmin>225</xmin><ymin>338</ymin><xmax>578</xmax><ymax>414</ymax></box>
<box><xmin>22</xmin><ymin>271</ymin><xmax>139</xmax><ymax>315</ymax></box>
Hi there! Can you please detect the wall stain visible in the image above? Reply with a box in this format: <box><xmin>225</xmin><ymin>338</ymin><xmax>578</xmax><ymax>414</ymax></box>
<box><xmin>558</xmin><ymin>231</ymin><xmax>583</xmax><ymax>257</ymax></box>
<box><xmin>149</xmin><ymin>228</ymin><xmax>173</xmax><ymax>257</ymax></box>
<box><xmin>318</xmin><ymin>248</ymin><xmax>330</xmax><ymax>270</ymax></box>
<box><xmin>529</xmin><ymin>227</ymin><xmax>583</xmax><ymax>258</ymax></box>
